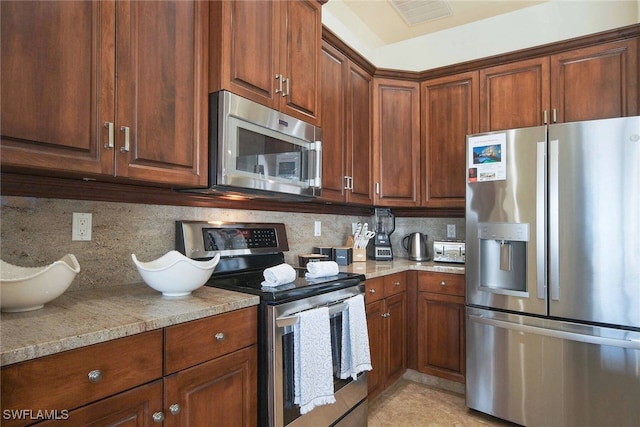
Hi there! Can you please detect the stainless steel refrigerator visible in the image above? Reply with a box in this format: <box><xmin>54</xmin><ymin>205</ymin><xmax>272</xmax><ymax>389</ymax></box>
<box><xmin>465</xmin><ymin>116</ymin><xmax>640</xmax><ymax>427</ymax></box>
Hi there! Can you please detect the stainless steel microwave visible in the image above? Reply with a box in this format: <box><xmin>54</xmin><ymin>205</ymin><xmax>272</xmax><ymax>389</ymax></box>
<box><xmin>182</xmin><ymin>90</ymin><xmax>322</xmax><ymax>200</ymax></box>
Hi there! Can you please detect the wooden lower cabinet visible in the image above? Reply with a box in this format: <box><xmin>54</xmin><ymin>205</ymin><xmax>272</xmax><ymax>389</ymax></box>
<box><xmin>417</xmin><ymin>272</ymin><xmax>465</xmax><ymax>383</ymax></box>
<box><xmin>365</xmin><ymin>273</ymin><xmax>407</xmax><ymax>399</ymax></box>
<box><xmin>0</xmin><ymin>307</ymin><xmax>258</xmax><ymax>427</ymax></box>
<box><xmin>164</xmin><ymin>345</ymin><xmax>257</xmax><ymax>427</ymax></box>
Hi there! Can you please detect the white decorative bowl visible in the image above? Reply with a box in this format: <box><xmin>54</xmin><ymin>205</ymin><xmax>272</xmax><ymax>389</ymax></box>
<box><xmin>0</xmin><ymin>254</ymin><xmax>80</xmax><ymax>312</ymax></box>
<box><xmin>132</xmin><ymin>251</ymin><xmax>220</xmax><ymax>297</ymax></box>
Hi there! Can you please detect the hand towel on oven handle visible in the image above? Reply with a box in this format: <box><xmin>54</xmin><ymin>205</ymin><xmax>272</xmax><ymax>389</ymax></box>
<box><xmin>339</xmin><ymin>294</ymin><xmax>372</xmax><ymax>380</ymax></box>
<box><xmin>261</xmin><ymin>263</ymin><xmax>296</xmax><ymax>288</ymax></box>
<box><xmin>294</xmin><ymin>306</ymin><xmax>336</xmax><ymax>414</ymax></box>
<box><xmin>305</xmin><ymin>261</ymin><xmax>339</xmax><ymax>278</ymax></box>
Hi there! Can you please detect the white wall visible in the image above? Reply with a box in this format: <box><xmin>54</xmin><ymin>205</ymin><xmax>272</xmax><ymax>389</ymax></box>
<box><xmin>323</xmin><ymin>0</ymin><xmax>640</xmax><ymax>71</ymax></box>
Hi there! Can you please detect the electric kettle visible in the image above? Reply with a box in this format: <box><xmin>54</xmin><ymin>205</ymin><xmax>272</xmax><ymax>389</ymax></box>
<box><xmin>402</xmin><ymin>232</ymin><xmax>429</xmax><ymax>261</ymax></box>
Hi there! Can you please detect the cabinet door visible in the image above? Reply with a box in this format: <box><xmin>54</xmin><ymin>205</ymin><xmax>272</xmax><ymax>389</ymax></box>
<box><xmin>550</xmin><ymin>39</ymin><xmax>638</xmax><ymax>123</ymax></box>
<box><xmin>421</xmin><ymin>72</ymin><xmax>479</xmax><ymax>208</ymax></box>
<box><xmin>279</xmin><ymin>0</ymin><xmax>322</xmax><ymax>125</ymax></box>
<box><xmin>365</xmin><ymin>299</ymin><xmax>385</xmax><ymax>399</ymax></box>
<box><xmin>384</xmin><ymin>292</ymin><xmax>407</xmax><ymax>387</ymax></box>
<box><xmin>36</xmin><ymin>380</ymin><xmax>163</xmax><ymax>427</ymax></box>
<box><xmin>480</xmin><ymin>57</ymin><xmax>550</xmax><ymax>132</ymax></box>
<box><xmin>346</xmin><ymin>61</ymin><xmax>373</xmax><ymax>205</ymax></box>
<box><xmin>210</xmin><ymin>0</ymin><xmax>279</xmax><ymax>108</ymax></box>
<box><xmin>115</xmin><ymin>0</ymin><xmax>208</xmax><ymax>186</ymax></box>
<box><xmin>0</xmin><ymin>1</ymin><xmax>114</xmax><ymax>175</ymax></box>
<box><xmin>373</xmin><ymin>78</ymin><xmax>420</xmax><ymax>206</ymax></box>
<box><xmin>320</xmin><ymin>42</ymin><xmax>348</xmax><ymax>203</ymax></box>
<box><xmin>417</xmin><ymin>292</ymin><xmax>465</xmax><ymax>383</ymax></box>
<box><xmin>164</xmin><ymin>345</ymin><xmax>257</xmax><ymax>427</ymax></box>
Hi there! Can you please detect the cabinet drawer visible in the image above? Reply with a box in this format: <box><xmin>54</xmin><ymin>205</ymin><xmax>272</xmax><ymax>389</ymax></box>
<box><xmin>384</xmin><ymin>272</ymin><xmax>406</xmax><ymax>297</ymax></box>
<box><xmin>364</xmin><ymin>278</ymin><xmax>384</xmax><ymax>304</ymax></box>
<box><xmin>165</xmin><ymin>307</ymin><xmax>258</xmax><ymax>374</ymax></box>
<box><xmin>418</xmin><ymin>272</ymin><xmax>465</xmax><ymax>296</ymax></box>
<box><xmin>0</xmin><ymin>330</ymin><xmax>162</xmax><ymax>419</ymax></box>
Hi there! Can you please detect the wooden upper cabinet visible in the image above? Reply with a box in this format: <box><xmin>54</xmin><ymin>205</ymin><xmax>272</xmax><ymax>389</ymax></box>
<box><xmin>210</xmin><ymin>0</ymin><xmax>321</xmax><ymax>126</ymax></box>
<box><xmin>1</xmin><ymin>1</ymin><xmax>209</xmax><ymax>187</ymax></box>
<box><xmin>372</xmin><ymin>78</ymin><xmax>420</xmax><ymax>207</ymax></box>
<box><xmin>550</xmin><ymin>39</ymin><xmax>638</xmax><ymax>123</ymax></box>
<box><xmin>320</xmin><ymin>42</ymin><xmax>373</xmax><ymax>205</ymax></box>
<box><xmin>421</xmin><ymin>72</ymin><xmax>479</xmax><ymax>208</ymax></box>
<box><xmin>479</xmin><ymin>57</ymin><xmax>550</xmax><ymax>132</ymax></box>
<box><xmin>1</xmin><ymin>1</ymin><xmax>109</xmax><ymax>175</ymax></box>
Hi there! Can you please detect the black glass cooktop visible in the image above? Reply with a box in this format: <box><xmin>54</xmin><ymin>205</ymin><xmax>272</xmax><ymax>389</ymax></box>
<box><xmin>206</xmin><ymin>268</ymin><xmax>365</xmax><ymax>303</ymax></box>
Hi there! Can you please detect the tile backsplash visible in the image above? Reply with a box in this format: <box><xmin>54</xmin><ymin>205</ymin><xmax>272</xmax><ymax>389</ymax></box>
<box><xmin>0</xmin><ymin>196</ymin><xmax>463</xmax><ymax>291</ymax></box>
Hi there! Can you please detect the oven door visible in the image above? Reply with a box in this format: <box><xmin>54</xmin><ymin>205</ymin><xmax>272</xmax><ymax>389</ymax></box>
<box><xmin>268</xmin><ymin>286</ymin><xmax>368</xmax><ymax>427</ymax></box>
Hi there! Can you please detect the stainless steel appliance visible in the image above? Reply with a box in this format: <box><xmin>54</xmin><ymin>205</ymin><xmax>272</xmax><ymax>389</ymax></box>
<box><xmin>181</xmin><ymin>91</ymin><xmax>322</xmax><ymax>200</ymax></box>
<box><xmin>465</xmin><ymin>116</ymin><xmax>640</xmax><ymax>426</ymax></box>
<box><xmin>432</xmin><ymin>240</ymin><xmax>465</xmax><ymax>263</ymax></box>
<box><xmin>176</xmin><ymin>221</ymin><xmax>368</xmax><ymax>427</ymax></box>
<box><xmin>402</xmin><ymin>232</ymin><xmax>429</xmax><ymax>261</ymax></box>
<box><xmin>367</xmin><ymin>208</ymin><xmax>395</xmax><ymax>260</ymax></box>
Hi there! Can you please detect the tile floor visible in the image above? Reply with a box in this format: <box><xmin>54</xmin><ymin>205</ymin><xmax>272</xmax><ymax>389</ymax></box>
<box><xmin>368</xmin><ymin>379</ymin><xmax>518</xmax><ymax>426</ymax></box>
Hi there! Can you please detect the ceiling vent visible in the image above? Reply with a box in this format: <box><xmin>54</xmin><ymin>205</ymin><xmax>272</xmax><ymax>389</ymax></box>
<box><xmin>390</xmin><ymin>0</ymin><xmax>453</xmax><ymax>26</ymax></box>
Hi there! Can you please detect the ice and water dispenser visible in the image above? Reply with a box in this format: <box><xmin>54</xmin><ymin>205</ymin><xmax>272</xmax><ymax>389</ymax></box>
<box><xmin>477</xmin><ymin>223</ymin><xmax>529</xmax><ymax>295</ymax></box>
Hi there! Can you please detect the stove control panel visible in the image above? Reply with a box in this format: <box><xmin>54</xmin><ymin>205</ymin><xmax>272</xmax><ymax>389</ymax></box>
<box><xmin>176</xmin><ymin>221</ymin><xmax>289</xmax><ymax>259</ymax></box>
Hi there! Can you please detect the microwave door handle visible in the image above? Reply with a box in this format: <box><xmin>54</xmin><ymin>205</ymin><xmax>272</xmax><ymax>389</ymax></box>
<box><xmin>313</xmin><ymin>140</ymin><xmax>322</xmax><ymax>188</ymax></box>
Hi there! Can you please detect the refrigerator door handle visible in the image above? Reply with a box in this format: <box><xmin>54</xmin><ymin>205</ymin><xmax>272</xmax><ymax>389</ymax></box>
<box><xmin>469</xmin><ymin>314</ymin><xmax>640</xmax><ymax>350</ymax></box>
<box><xmin>548</xmin><ymin>139</ymin><xmax>560</xmax><ymax>301</ymax></box>
<box><xmin>536</xmin><ymin>141</ymin><xmax>547</xmax><ymax>300</ymax></box>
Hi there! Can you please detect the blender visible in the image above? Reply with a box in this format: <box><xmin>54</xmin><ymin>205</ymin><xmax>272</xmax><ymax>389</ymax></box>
<box><xmin>368</xmin><ymin>208</ymin><xmax>395</xmax><ymax>260</ymax></box>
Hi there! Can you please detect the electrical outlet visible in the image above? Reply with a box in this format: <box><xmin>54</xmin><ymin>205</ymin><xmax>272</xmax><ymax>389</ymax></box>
<box><xmin>72</xmin><ymin>213</ymin><xmax>92</xmax><ymax>241</ymax></box>
<box><xmin>447</xmin><ymin>224</ymin><xmax>456</xmax><ymax>238</ymax></box>
<box><xmin>314</xmin><ymin>221</ymin><xmax>321</xmax><ymax>237</ymax></box>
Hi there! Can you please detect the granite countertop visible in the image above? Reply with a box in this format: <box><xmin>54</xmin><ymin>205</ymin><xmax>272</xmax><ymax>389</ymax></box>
<box><xmin>0</xmin><ymin>283</ymin><xmax>259</xmax><ymax>367</ymax></box>
<box><xmin>340</xmin><ymin>258</ymin><xmax>465</xmax><ymax>278</ymax></box>
<box><xmin>0</xmin><ymin>259</ymin><xmax>463</xmax><ymax>367</ymax></box>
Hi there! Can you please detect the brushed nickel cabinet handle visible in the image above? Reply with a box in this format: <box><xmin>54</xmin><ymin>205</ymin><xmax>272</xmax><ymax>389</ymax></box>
<box><xmin>283</xmin><ymin>77</ymin><xmax>290</xmax><ymax>97</ymax></box>
<box><xmin>394</xmin><ymin>281</ymin><xmax>400</xmax><ymax>287</ymax></box>
<box><xmin>120</xmin><ymin>126</ymin><xmax>130</xmax><ymax>153</ymax></box>
<box><xmin>275</xmin><ymin>74</ymin><xmax>283</xmax><ymax>94</ymax></box>
<box><xmin>169</xmin><ymin>403</ymin><xmax>181</xmax><ymax>415</ymax></box>
<box><xmin>103</xmin><ymin>122</ymin><xmax>114</xmax><ymax>149</ymax></box>
<box><xmin>87</xmin><ymin>369</ymin><xmax>102</xmax><ymax>383</ymax></box>
<box><xmin>440</xmin><ymin>280</ymin><xmax>446</xmax><ymax>287</ymax></box>
<box><xmin>214</xmin><ymin>332</ymin><xmax>225</xmax><ymax>341</ymax></box>
<box><xmin>152</xmin><ymin>412</ymin><xmax>165</xmax><ymax>423</ymax></box>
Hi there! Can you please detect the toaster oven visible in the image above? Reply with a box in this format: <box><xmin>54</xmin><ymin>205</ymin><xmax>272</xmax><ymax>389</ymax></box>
<box><xmin>433</xmin><ymin>240</ymin><xmax>465</xmax><ymax>263</ymax></box>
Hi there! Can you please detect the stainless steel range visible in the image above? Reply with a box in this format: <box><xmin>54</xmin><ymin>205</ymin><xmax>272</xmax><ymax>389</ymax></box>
<box><xmin>176</xmin><ymin>221</ymin><xmax>368</xmax><ymax>427</ymax></box>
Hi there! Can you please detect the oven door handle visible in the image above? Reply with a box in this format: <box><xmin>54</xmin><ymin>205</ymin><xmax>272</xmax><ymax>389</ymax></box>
<box><xmin>276</xmin><ymin>301</ymin><xmax>347</xmax><ymax>328</ymax></box>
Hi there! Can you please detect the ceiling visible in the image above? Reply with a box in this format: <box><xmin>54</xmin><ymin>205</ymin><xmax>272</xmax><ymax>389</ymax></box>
<box><xmin>324</xmin><ymin>0</ymin><xmax>550</xmax><ymax>46</ymax></box>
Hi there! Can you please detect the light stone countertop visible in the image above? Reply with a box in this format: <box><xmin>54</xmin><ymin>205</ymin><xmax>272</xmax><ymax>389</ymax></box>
<box><xmin>0</xmin><ymin>260</ymin><xmax>463</xmax><ymax>367</ymax></box>
<box><xmin>0</xmin><ymin>283</ymin><xmax>259</xmax><ymax>367</ymax></box>
<box><xmin>340</xmin><ymin>257</ymin><xmax>465</xmax><ymax>278</ymax></box>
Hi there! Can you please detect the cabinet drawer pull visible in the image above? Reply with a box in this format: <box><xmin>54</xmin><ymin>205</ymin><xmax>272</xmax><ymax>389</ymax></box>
<box><xmin>103</xmin><ymin>122</ymin><xmax>114</xmax><ymax>149</ymax></box>
<box><xmin>382</xmin><ymin>312</ymin><xmax>390</xmax><ymax>318</ymax></box>
<box><xmin>214</xmin><ymin>332</ymin><xmax>225</xmax><ymax>341</ymax></box>
<box><xmin>275</xmin><ymin>74</ymin><xmax>283</xmax><ymax>94</ymax></box>
<box><xmin>368</xmin><ymin>288</ymin><xmax>376</xmax><ymax>294</ymax></box>
<box><xmin>152</xmin><ymin>412</ymin><xmax>165</xmax><ymax>423</ymax></box>
<box><xmin>394</xmin><ymin>281</ymin><xmax>400</xmax><ymax>287</ymax></box>
<box><xmin>440</xmin><ymin>280</ymin><xmax>446</xmax><ymax>287</ymax></box>
<box><xmin>120</xmin><ymin>126</ymin><xmax>130</xmax><ymax>153</ymax></box>
<box><xmin>169</xmin><ymin>403</ymin><xmax>181</xmax><ymax>415</ymax></box>
<box><xmin>87</xmin><ymin>369</ymin><xmax>102</xmax><ymax>383</ymax></box>
<box><xmin>283</xmin><ymin>77</ymin><xmax>290</xmax><ymax>97</ymax></box>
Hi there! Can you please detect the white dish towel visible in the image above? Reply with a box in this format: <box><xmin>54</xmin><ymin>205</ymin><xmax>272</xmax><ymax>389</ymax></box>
<box><xmin>305</xmin><ymin>261</ymin><xmax>340</xmax><ymax>278</ymax></box>
<box><xmin>339</xmin><ymin>294</ymin><xmax>373</xmax><ymax>380</ymax></box>
<box><xmin>262</xmin><ymin>263</ymin><xmax>296</xmax><ymax>288</ymax></box>
<box><xmin>294</xmin><ymin>306</ymin><xmax>336</xmax><ymax>414</ymax></box>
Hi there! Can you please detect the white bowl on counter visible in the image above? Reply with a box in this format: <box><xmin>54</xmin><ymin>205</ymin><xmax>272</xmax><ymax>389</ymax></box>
<box><xmin>132</xmin><ymin>251</ymin><xmax>220</xmax><ymax>297</ymax></box>
<box><xmin>0</xmin><ymin>254</ymin><xmax>81</xmax><ymax>312</ymax></box>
